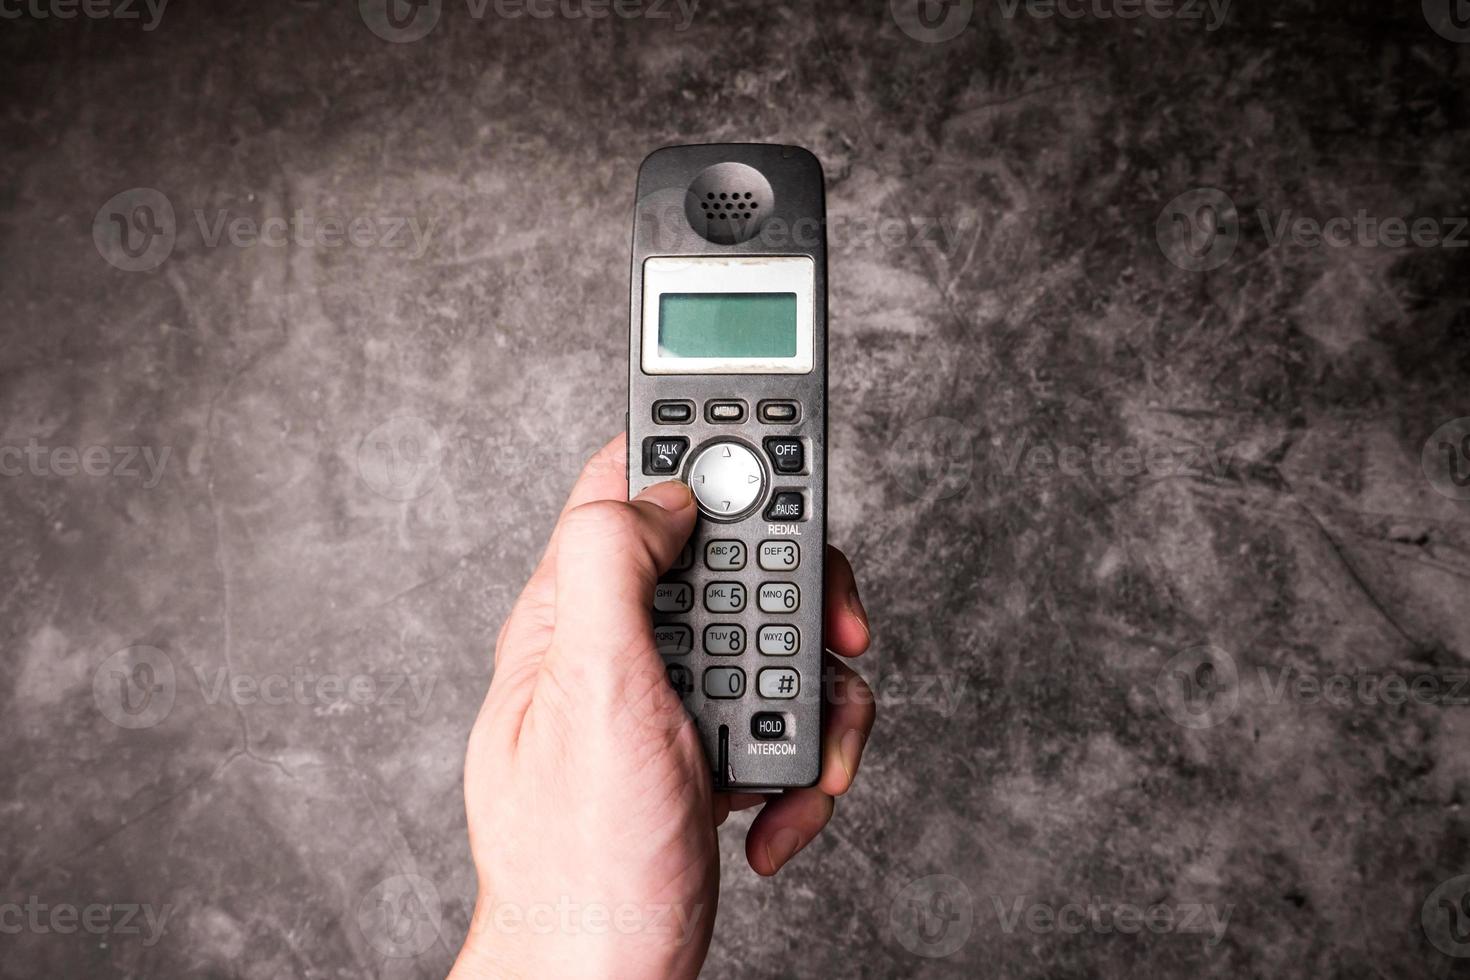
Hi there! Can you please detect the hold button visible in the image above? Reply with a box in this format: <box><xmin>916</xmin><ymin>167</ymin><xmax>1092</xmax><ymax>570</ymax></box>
<box><xmin>751</xmin><ymin>712</ymin><xmax>787</xmax><ymax>740</ymax></box>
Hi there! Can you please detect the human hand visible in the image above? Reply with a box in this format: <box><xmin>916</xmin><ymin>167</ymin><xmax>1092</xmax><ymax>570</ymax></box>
<box><xmin>450</xmin><ymin>434</ymin><xmax>875</xmax><ymax>979</ymax></box>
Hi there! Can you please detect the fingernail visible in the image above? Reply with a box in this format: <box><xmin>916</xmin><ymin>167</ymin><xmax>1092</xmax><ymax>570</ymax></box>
<box><xmin>637</xmin><ymin>480</ymin><xmax>693</xmax><ymax>511</ymax></box>
<box><xmin>847</xmin><ymin>587</ymin><xmax>871</xmax><ymax>641</ymax></box>
<box><xmin>840</xmin><ymin>729</ymin><xmax>865</xmax><ymax>784</ymax></box>
<box><xmin>766</xmin><ymin>828</ymin><xmax>801</xmax><ymax>873</ymax></box>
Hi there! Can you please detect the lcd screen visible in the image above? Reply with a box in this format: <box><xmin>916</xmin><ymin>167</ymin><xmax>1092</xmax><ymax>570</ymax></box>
<box><xmin>658</xmin><ymin>293</ymin><xmax>798</xmax><ymax>359</ymax></box>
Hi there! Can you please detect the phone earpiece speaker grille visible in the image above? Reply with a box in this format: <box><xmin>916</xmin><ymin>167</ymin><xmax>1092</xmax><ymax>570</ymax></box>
<box><xmin>684</xmin><ymin>162</ymin><xmax>775</xmax><ymax>245</ymax></box>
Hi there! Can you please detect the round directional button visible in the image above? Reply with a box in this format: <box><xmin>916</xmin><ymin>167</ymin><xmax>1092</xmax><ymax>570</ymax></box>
<box><xmin>688</xmin><ymin>441</ymin><xmax>766</xmax><ymax>520</ymax></box>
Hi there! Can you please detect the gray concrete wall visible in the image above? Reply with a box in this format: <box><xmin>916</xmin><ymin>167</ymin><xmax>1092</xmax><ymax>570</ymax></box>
<box><xmin>3</xmin><ymin>1</ymin><xmax>1469</xmax><ymax>977</ymax></box>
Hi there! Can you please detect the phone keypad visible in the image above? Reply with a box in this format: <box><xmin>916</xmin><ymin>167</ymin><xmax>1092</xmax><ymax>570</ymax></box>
<box><xmin>649</xmin><ymin>397</ymin><xmax>813</xmax><ymax>714</ymax></box>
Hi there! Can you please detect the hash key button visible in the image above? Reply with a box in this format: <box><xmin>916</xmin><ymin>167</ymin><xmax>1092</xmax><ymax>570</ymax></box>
<box><xmin>758</xmin><ymin>668</ymin><xmax>800</xmax><ymax>699</ymax></box>
<box><xmin>704</xmin><ymin>667</ymin><xmax>746</xmax><ymax>699</ymax></box>
<box><xmin>765</xmin><ymin>438</ymin><xmax>804</xmax><ymax>474</ymax></box>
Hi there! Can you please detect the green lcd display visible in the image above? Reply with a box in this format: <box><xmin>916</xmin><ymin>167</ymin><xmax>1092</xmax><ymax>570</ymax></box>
<box><xmin>658</xmin><ymin>293</ymin><xmax>798</xmax><ymax>359</ymax></box>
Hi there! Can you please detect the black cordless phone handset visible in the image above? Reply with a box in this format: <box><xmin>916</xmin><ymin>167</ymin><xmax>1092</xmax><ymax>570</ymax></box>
<box><xmin>628</xmin><ymin>144</ymin><xmax>827</xmax><ymax>791</ymax></box>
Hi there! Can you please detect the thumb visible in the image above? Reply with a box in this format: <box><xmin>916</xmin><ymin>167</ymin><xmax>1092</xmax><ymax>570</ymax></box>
<box><xmin>544</xmin><ymin>480</ymin><xmax>697</xmax><ymax>696</ymax></box>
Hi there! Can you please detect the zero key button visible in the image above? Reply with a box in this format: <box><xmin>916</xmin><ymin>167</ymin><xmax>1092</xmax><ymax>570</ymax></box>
<box><xmin>704</xmin><ymin>667</ymin><xmax>746</xmax><ymax>699</ymax></box>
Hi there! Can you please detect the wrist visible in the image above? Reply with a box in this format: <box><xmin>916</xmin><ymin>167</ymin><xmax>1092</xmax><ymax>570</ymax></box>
<box><xmin>451</xmin><ymin>891</ymin><xmax>702</xmax><ymax>980</ymax></box>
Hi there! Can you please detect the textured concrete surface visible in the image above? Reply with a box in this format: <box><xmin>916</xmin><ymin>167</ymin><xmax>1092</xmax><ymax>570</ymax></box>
<box><xmin>3</xmin><ymin>1</ymin><xmax>1470</xmax><ymax>977</ymax></box>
